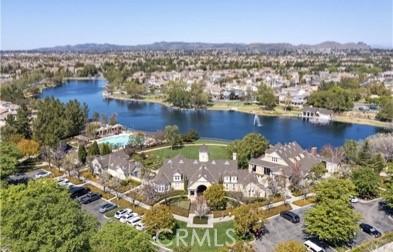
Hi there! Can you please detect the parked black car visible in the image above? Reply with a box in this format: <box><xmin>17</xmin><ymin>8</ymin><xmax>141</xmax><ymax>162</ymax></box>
<box><xmin>79</xmin><ymin>192</ymin><xmax>101</xmax><ymax>204</ymax></box>
<box><xmin>280</xmin><ymin>211</ymin><xmax>300</xmax><ymax>223</ymax></box>
<box><xmin>359</xmin><ymin>223</ymin><xmax>382</xmax><ymax>237</ymax></box>
<box><xmin>69</xmin><ymin>186</ymin><xmax>90</xmax><ymax>199</ymax></box>
<box><xmin>99</xmin><ymin>203</ymin><xmax>117</xmax><ymax>213</ymax></box>
<box><xmin>7</xmin><ymin>174</ymin><xmax>29</xmax><ymax>185</ymax></box>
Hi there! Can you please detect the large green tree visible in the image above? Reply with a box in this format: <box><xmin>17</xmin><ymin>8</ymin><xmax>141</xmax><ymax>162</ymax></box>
<box><xmin>308</xmin><ymin>86</ymin><xmax>354</xmax><ymax>112</ymax></box>
<box><xmin>352</xmin><ymin>167</ymin><xmax>380</xmax><ymax>199</ymax></box>
<box><xmin>305</xmin><ymin>200</ymin><xmax>360</xmax><ymax>246</ymax></box>
<box><xmin>383</xmin><ymin>182</ymin><xmax>393</xmax><ymax>208</ymax></box>
<box><xmin>165</xmin><ymin>80</ymin><xmax>191</xmax><ymax>108</ymax></box>
<box><xmin>144</xmin><ymin>205</ymin><xmax>175</xmax><ymax>237</ymax></box>
<box><xmin>1</xmin><ymin>180</ymin><xmax>97</xmax><ymax>251</ymax></box>
<box><xmin>256</xmin><ymin>83</ymin><xmax>277</xmax><ymax>109</ymax></box>
<box><xmin>33</xmin><ymin>97</ymin><xmax>88</xmax><ymax>147</ymax></box>
<box><xmin>376</xmin><ymin>96</ymin><xmax>393</xmax><ymax>122</ymax></box>
<box><xmin>0</xmin><ymin>142</ymin><xmax>22</xmax><ymax>179</ymax></box>
<box><xmin>90</xmin><ymin>221</ymin><xmax>154</xmax><ymax>252</ymax></box>
<box><xmin>314</xmin><ymin>178</ymin><xmax>356</xmax><ymax>203</ymax></box>
<box><xmin>190</xmin><ymin>82</ymin><xmax>209</xmax><ymax>108</ymax></box>
<box><xmin>233</xmin><ymin>203</ymin><xmax>264</xmax><ymax>238</ymax></box>
<box><xmin>78</xmin><ymin>144</ymin><xmax>87</xmax><ymax>165</ymax></box>
<box><xmin>164</xmin><ymin>125</ymin><xmax>183</xmax><ymax>149</ymax></box>
<box><xmin>4</xmin><ymin>103</ymin><xmax>32</xmax><ymax>139</ymax></box>
<box><xmin>228</xmin><ymin>133</ymin><xmax>269</xmax><ymax>168</ymax></box>
<box><xmin>204</xmin><ymin>184</ymin><xmax>227</xmax><ymax>210</ymax></box>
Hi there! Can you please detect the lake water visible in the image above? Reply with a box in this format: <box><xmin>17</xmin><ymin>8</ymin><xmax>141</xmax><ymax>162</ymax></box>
<box><xmin>40</xmin><ymin>79</ymin><xmax>387</xmax><ymax>149</ymax></box>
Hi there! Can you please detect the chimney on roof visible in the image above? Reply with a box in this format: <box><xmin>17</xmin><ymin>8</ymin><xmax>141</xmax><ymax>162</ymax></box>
<box><xmin>232</xmin><ymin>152</ymin><xmax>237</xmax><ymax>161</ymax></box>
<box><xmin>310</xmin><ymin>147</ymin><xmax>317</xmax><ymax>156</ymax></box>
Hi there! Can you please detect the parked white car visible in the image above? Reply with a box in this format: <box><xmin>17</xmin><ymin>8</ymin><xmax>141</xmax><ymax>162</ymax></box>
<box><xmin>120</xmin><ymin>212</ymin><xmax>138</xmax><ymax>223</ymax></box>
<box><xmin>114</xmin><ymin>208</ymin><xmax>132</xmax><ymax>219</ymax></box>
<box><xmin>134</xmin><ymin>222</ymin><xmax>144</xmax><ymax>231</ymax></box>
<box><xmin>58</xmin><ymin>178</ymin><xmax>73</xmax><ymax>187</ymax></box>
<box><xmin>351</xmin><ymin>197</ymin><xmax>359</xmax><ymax>203</ymax></box>
<box><xmin>34</xmin><ymin>170</ymin><xmax>51</xmax><ymax>179</ymax></box>
<box><xmin>127</xmin><ymin>216</ymin><xmax>142</xmax><ymax>226</ymax></box>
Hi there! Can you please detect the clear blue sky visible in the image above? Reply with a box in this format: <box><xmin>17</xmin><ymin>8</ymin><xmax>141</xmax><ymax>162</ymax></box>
<box><xmin>1</xmin><ymin>0</ymin><xmax>392</xmax><ymax>50</ymax></box>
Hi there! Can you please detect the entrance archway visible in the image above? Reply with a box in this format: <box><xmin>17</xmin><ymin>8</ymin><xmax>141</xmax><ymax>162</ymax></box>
<box><xmin>196</xmin><ymin>185</ymin><xmax>207</xmax><ymax>196</ymax></box>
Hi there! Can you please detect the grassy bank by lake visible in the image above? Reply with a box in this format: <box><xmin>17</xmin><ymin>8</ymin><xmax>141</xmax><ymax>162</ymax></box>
<box><xmin>150</xmin><ymin>145</ymin><xmax>230</xmax><ymax>160</ymax></box>
<box><xmin>105</xmin><ymin>92</ymin><xmax>391</xmax><ymax>128</ymax></box>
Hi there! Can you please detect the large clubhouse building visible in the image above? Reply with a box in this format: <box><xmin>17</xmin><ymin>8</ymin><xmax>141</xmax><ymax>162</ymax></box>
<box><xmin>151</xmin><ymin>142</ymin><xmax>325</xmax><ymax>200</ymax></box>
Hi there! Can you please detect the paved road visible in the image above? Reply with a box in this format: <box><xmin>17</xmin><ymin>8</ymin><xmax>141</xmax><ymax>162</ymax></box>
<box><xmin>255</xmin><ymin>200</ymin><xmax>393</xmax><ymax>252</ymax></box>
<box><xmin>255</xmin><ymin>206</ymin><xmax>316</xmax><ymax>252</ymax></box>
<box><xmin>81</xmin><ymin>198</ymin><xmax>110</xmax><ymax>224</ymax></box>
<box><xmin>24</xmin><ymin>169</ymin><xmax>49</xmax><ymax>179</ymax></box>
<box><xmin>352</xmin><ymin>200</ymin><xmax>393</xmax><ymax>247</ymax></box>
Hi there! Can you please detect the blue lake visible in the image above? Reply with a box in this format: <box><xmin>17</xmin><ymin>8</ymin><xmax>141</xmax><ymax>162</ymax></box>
<box><xmin>40</xmin><ymin>79</ymin><xmax>387</xmax><ymax>149</ymax></box>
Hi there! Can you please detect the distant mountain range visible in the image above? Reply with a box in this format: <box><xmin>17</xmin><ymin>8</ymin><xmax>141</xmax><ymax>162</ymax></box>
<box><xmin>27</xmin><ymin>41</ymin><xmax>371</xmax><ymax>53</ymax></box>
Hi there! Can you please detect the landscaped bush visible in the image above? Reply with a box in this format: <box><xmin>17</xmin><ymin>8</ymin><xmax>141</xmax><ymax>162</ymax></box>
<box><xmin>193</xmin><ymin>216</ymin><xmax>208</xmax><ymax>224</ymax></box>
<box><xmin>262</xmin><ymin>204</ymin><xmax>292</xmax><ymax>218</ymax></box>
<box><xmin>164</xmin><ymin>196</ymin><xmax>190</xmax><ymax>217</ymax></box>
<box><xmin>169</xmin><ymin>205</ymin><xmax>190</xmax><ymax>217</ymax></box>
<box><xmin>43</xmin><ymin>166</ymin><xmax>64</xmax><ymax>177</ymax></box>
<box><xmin>110</xmin><ymin>198</ymin><xmax>146</xmax><ymax>215</ymax></box>
<box><xmin>351</xmin><ymin>232</ymin><xmax>393</xmax><ymax>252</ymax></box>
<box><xmin>292</xmin><ymin>197</ymin><xmax>316</xmax><ymax>207</ymax></box>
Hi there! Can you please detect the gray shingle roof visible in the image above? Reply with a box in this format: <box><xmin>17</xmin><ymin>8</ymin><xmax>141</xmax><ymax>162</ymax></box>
<box><xmin>250</xmin><ymin>142</ymin><xmax>320</xmax><ymax>176</ymax></box>
<box><xmin>152</xmin><ymin>154</ymin><xmax>249</xmax><ymax>186</ymax></box>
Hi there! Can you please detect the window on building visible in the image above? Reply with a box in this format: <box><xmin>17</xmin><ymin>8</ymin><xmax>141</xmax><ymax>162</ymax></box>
<box><xmin>174</xmin><ymin>175</ymin><xmax>181</xmax><ymax>181</ymax></box>
<box><xmin>271</xmin><ymin>157</ymin><xmax>278</xmax><ymax>162</ymax></box>
<box><xmin>224</xmin><ymin>176</ymin><xmax>230</xmax><ymax>183</ymax></box>
<box><xmin>264</xmin><ymin>167</ymin><xmax>271</xmax><ymax>175</ymax></box>
<box><xmin>231</xmin><ymin>176</ymin><xmax>237</xmax><ymax>183</ymax></box>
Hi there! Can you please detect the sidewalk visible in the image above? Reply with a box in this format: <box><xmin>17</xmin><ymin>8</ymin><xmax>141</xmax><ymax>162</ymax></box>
<box><xmin>85</xmin><ymin>179</ymin><xmax>151</xmax><ymax>209</ymax></box>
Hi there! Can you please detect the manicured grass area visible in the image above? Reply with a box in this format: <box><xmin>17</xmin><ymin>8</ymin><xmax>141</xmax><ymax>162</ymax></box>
<box><xmin>110</xmin><ymin>198</ymin><xmax>146</xmax><ymax>215</ymax></box>
<box><xmin>117</xmin><ymin>179</ymin><xmax>141</xmax><ymax>193</ymax></box>
<box><xmin>161</xmin><ymin>221</ymin><xmax>239</xmax><ymax>252</ymax></box>
<box><xmin>80</xmin><ymin>170</ymin><xmax>99</xmax><ymax>183</ymax></box>
<box><xmin>292</xmin><ymin>197</ymin><xmax>316</xmax><ymax>207</ymax></box>
<box><xmin>165</xmin><ymin>196</ymin><xmax>191</xmax><ymax>217</ymax></box>
<box><xmin>194</xmin><ymin>139</ymin><xmax>229</xmax><ymax>145</ymax></box>
<box><xmin>43</xmin><ymin>166</ymin><xmax>64</xmax><ymax>177</ymax></box>
<box><xmin>262</xmin><ymin>204</ymin><xmax>292</xmax><ymax>219</ymax></box>
<box><xmin>151</xmin><ymin>145</ymin><xmax>230</xmax><ymax>160</ymax></box>
<box><xmin>66</xmin><ymin>176</ymin><xmax>84</xmax><ymax>185</ymax></box>
<box><xmin>84</xmin><ymin>184</ymin><xmax>114</xmax><ymax>199</ymax></box>
<box><xmin>350</xmin><ymin>232</ymin><xmax>393</xmax><ymax>252</ymax></box>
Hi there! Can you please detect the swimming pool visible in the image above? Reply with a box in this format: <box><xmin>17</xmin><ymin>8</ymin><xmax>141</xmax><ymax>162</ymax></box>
<box><xmin>97</xmin><ymin>133</ymin><xmax>133</xmax><ymax>148</ymax></box>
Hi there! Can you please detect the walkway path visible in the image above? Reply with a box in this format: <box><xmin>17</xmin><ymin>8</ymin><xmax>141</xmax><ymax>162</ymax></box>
<box><xmin>84</xmin><ymin>179</ymin><xmax>152</xmax><ymax>209</ymax></box>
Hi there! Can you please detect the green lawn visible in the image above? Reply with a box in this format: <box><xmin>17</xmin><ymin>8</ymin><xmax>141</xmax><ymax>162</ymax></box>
<box><xmin>151</xmin><ymin>145</ymin><xmax>230</xmax><ymax>160</ymax></box>
<box><xmin>160</xmin><ymin>221</ymin><xmax>239</xmax><ymax>252</ymax></box>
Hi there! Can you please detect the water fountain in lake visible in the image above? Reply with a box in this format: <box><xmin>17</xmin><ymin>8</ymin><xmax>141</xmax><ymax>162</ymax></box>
<box><xmin>253</xmin><ymin>114</ymin><xmax>263</xmax><ymax>127</ymax></box>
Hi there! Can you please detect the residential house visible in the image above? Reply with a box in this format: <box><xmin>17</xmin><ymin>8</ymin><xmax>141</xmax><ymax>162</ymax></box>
<box><xmin>248</xmin><ymin>142</ymin><xmax>321</xmax><ymax>185</ymax></box>
<box><xmin>91</xmin><ymin>150</ymin><xmax>142</xmax><ymax>181</ymax></box>
<box><xmin>150</xmin><ymin>145</ymin><xmax>267</xmax><ymax>199</ymax></box>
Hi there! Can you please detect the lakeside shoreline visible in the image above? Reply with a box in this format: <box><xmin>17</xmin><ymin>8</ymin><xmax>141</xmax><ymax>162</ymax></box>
<box><xmin>103</xmin><ymin>92</ymin><xmax>392</xmax><ymax>128</ymax></box>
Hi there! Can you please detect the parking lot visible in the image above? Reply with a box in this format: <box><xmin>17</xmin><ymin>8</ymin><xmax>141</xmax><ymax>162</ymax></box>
<box><xmin>352</xmin><ymin>200</ymin><xmax>393</xmax><ymax>246</ymax></box>
<box><xmin>24</xmin><ymin>169</ymin><xmax>50</xmax><ymax>180</ymax></box>
<box><xmin>80</xmin><ymin>197</ymin><xmax>110</xmax><ymax>224</ymax></box>
<box><xmin>255</xmin><ymin>200</ymin><xmax>393</xmax><ymax>252</ymax></box>
<box><xmin>255</xmin><ymin>206</ymin><xmax>316</xmax><ymax>252</ymax></box>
